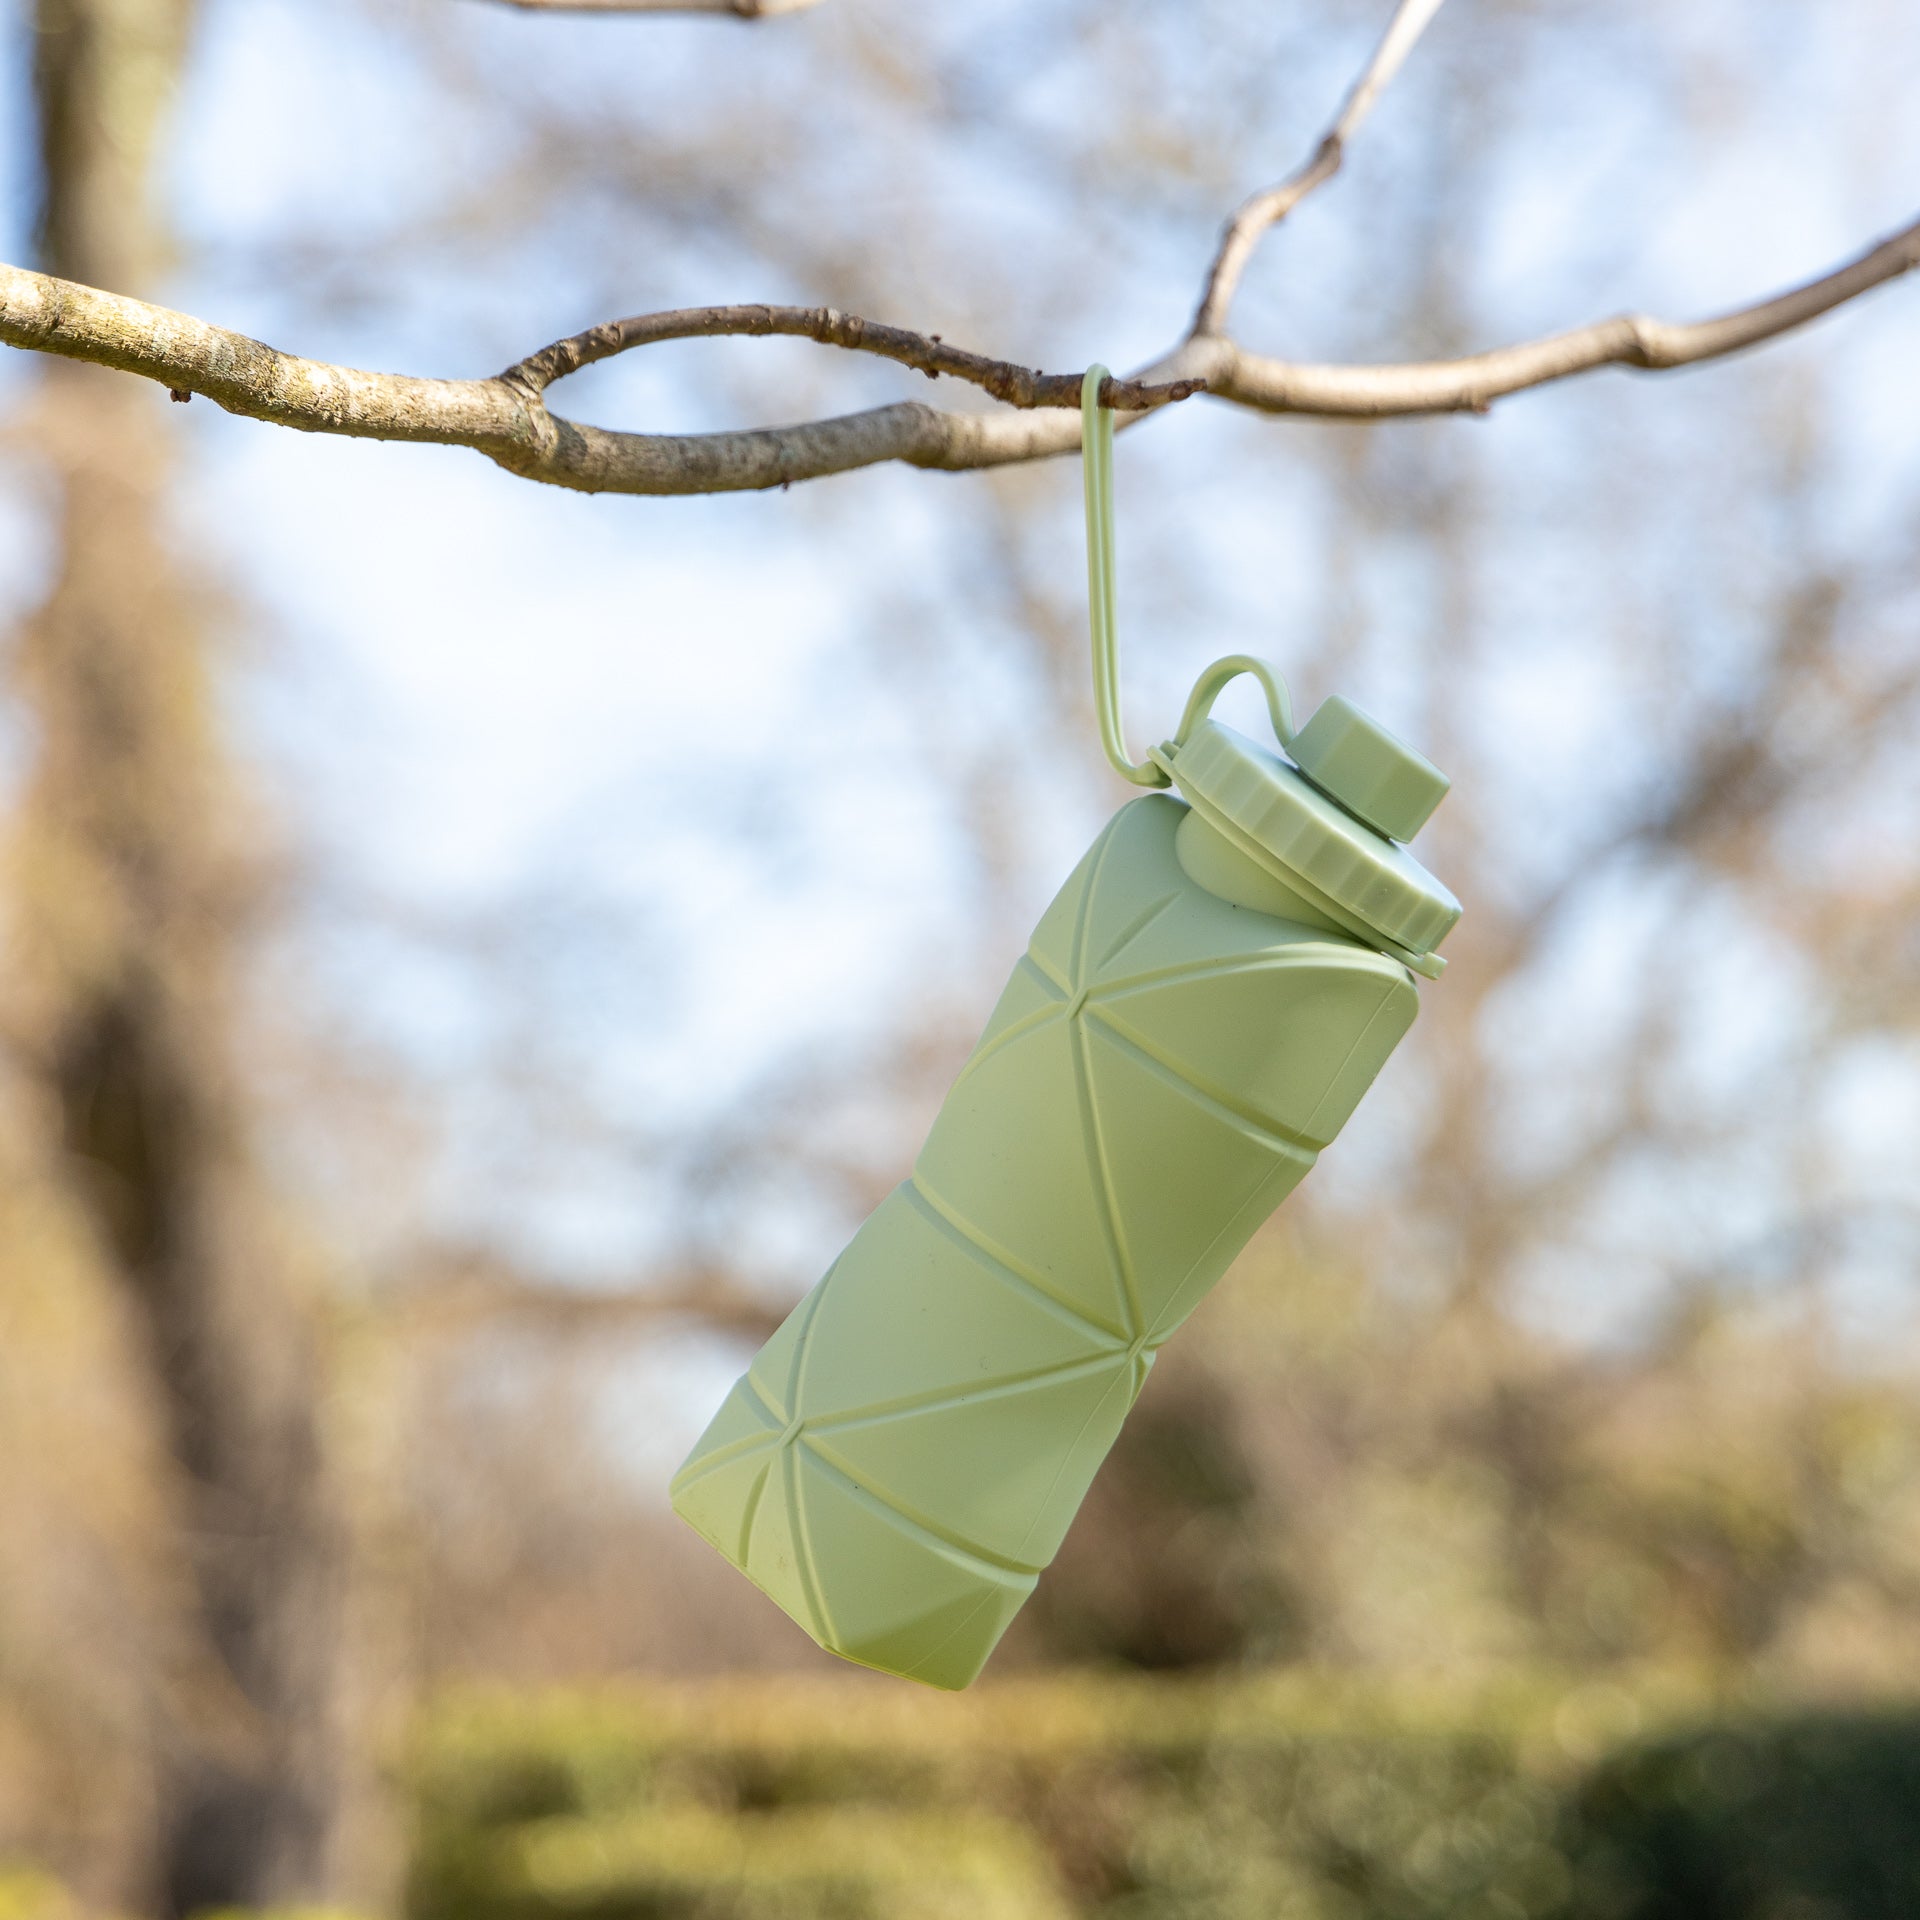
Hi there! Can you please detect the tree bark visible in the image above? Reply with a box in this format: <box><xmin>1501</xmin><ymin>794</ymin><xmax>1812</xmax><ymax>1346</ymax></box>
<box><xmin>18</xmin><ymin>1</ymin><xmax>345</xmax><ymax>1910</ymax></box>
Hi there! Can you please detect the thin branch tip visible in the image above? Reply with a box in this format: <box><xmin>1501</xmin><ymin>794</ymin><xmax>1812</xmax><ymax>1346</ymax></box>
<box><xmin>1193</xmin><ymin>0</ymin><xmax>1450</xmax><ymax>337</ymax></box>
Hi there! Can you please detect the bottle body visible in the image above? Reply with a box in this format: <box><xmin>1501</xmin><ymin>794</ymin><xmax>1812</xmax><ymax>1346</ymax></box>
<box><xmin>670</xmin><ymin>792</ymin><xmax>1418</xmax><ymax>1688</ymax></box>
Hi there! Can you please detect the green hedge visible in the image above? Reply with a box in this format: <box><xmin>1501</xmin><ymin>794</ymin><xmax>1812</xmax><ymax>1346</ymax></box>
<box><xmin>1562</xmin><ymin>1711</ymin><xmax>1920</xmax><ymax>1920</ymax></box>
<box><xmin>498</xmin><ymin>1807</ymin><xmax>1068</xmax><ymax>1920</ymax></box>
<box><xmin>405</xmin><ymin>1677</ymin><xmax>1920</xmax><ymax>1920</ymax></box>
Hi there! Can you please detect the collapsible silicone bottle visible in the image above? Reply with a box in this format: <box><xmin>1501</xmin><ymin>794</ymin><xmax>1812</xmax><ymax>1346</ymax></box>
<box><xmin>671</xmin><ymin>371</ymin><xmax>1461</xmax><ymax>1688</ymax></box>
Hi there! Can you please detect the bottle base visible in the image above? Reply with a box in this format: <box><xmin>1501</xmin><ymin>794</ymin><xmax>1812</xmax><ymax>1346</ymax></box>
<box><xmin>671</xmin><ymin>1380</ymin><xmax>1039</xmax><ymax>1690</ymax></box>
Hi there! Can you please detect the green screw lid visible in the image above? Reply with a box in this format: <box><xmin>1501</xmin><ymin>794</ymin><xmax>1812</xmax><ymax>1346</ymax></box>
<box><xmin>1152</xmin><ymin>706</ymin><xmax>1461</xmax><ymax>974</ymax></box>
<box><xmin>1290</xmin><ymin>695</ymin><xmax>1450</xmax><ymax>842</ymax></box>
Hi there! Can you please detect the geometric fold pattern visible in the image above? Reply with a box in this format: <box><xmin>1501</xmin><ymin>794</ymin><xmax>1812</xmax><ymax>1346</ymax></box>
<box><xmin>672</xmin><ymin>794</ymin><xmax>1418</xmax><ymax>1689</ymax></box>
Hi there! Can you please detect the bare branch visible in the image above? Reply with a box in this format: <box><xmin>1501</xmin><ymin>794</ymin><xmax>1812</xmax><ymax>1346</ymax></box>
<box><xmin>2</xmin><ymin>0</ymin><xmax>1914</xmax><ymax>495</ymax></box>
<box><xmin>388</xmin><ymin>1251</ymin><xmax>787</xmax><ymax>1343</ymax></box>
<box><xmin>3</xmin><ymin>207</ymin><xmax>1916</xmax><ymax>493</ymax></box>
<box><xmin>1192</xmin><ymin>0</ymin><xmax>1448</xmax><ymax>337</ymax></box>
<box><xmin>1201</xmin><ymin>212</ymin><xmax>1920</xmax><ymax>417</ymax></box>
<box><xmin>0</xmin><ymin>264</ymin><xmax>1202</xmax><ymax>493</ymax></box>
<box><xmin>502</xmin><ymin>304</ymin><xmax>1201</xmax><ymax>410</ymax></box>
<box><xmin>484</xmin><ymin>0</ymin><xmax>821</xmax><ymax>15</ymax></box>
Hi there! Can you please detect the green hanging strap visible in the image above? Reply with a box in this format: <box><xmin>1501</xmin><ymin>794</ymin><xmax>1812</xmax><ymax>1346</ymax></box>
<box><xmin>1081</xmin><ymin>366</ymin><xmax>1171</xmax><ymax>788</ymax></box>
<box><xmin>1081</xmin><ymin>366</ymin><xmax>1299</xmax><ymax>781</ymax></box>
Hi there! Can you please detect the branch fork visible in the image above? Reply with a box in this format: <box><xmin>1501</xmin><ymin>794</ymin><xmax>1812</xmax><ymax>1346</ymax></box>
<box><xmin>3</xmin><ymin>0</ymin><xmax>1917</xmax><ymax>493</ymax></box>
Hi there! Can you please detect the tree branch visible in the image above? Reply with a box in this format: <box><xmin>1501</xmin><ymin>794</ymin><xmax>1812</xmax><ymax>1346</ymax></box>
<box><xmin>2</xmin><ymin>0</ymin><xmax>1916</xmax><ymax>494</ymax></box>
<box><xmin>1192</xmin><ymin>0</ymin><xmax>1448</xmax><ymax>337</ymax></box>
<box><xmin>387</xmin><ymin>1251</ymin><xmax>788</xmax><ymax>1343</ymax></box>
<box><xmin>1198</xmin><ymin>212</ymin><xmax>1920</xmax><ymax>417</ymax></box>
<box><xmin>0</xmin><ymin>265</ymin><xmax>1205</xmax><ymax>493</ymax></box>
<box><xmin>499</xmin><ymin>304</ymin><xmax>1201</xmax><ymax>410</ymax></box>
<box><xmin>6</xmin><ymin>208</ymin><xmax>1916</xmax><ymax>493</ymax></box>
<box><xmin>7</xmin><ymin>0</ymin><xmax>1912</xmax><ymax>487</ymax></box>
<box><xmin>3</xmin><ymin>0</ymin><xmax>1904</xmax><ymax>491</ymax></box>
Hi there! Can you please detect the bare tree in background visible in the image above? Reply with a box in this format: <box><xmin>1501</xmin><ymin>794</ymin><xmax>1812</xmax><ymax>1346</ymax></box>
<box><xmin>6</xmin><ymin>1</ymin><xmax>342</xmax><ymax>1910</ymax></box>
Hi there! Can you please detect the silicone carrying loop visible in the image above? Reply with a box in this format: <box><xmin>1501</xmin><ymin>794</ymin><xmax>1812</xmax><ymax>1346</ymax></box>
<box><xmin>1082</xmin><ymin>366</ymin><xmax>1297</xmax><ymax>779</ymax></box>
<box><xmin>1082</xmin><ymin>366</ymin><xmax>1171</xmax><ymax>788</ymax></box>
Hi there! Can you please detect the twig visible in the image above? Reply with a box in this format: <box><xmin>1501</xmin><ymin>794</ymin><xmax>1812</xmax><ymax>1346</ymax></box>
<box><xmin>1192</xmin><ymin>0</ymin><xmax>1448</xmax><ymax>337</ymax></box>
<box><xmin>501</xmin><ymin>304</ymin><xmax>1202</xmax><ymax>411</ymax></box>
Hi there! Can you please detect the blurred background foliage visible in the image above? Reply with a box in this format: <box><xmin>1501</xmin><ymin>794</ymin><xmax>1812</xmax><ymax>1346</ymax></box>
<box><xmin>1</xmin><ymin>0</ymin><xmax>1918</xmax><ymax>1915</ymax></box>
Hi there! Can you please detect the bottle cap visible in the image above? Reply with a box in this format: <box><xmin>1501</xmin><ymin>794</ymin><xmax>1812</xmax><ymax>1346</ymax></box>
<box><xmin>1151</xmin><ymin>704</ymin><xmax>1461</xmax><ymax>975</ymax></box>
<box><xmin>1290</xmin><ymin>695</ymin><xmax>1449</xmax><ymax>842</ymax></box>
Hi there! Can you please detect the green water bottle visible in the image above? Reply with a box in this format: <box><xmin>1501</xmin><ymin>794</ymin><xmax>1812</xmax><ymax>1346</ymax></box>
<box><xmin>671</xmin><ymin>372</ymin><xmax>1461</xmax><ymax>1688</ymax></box>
